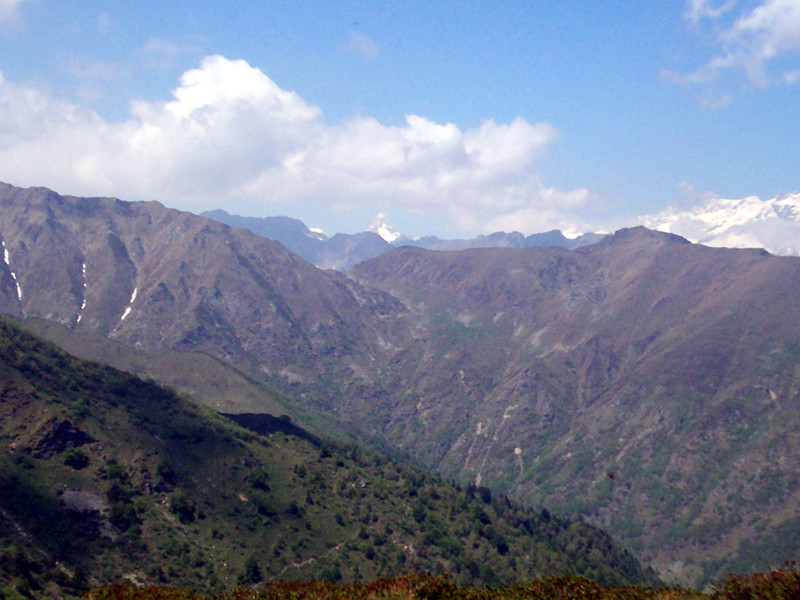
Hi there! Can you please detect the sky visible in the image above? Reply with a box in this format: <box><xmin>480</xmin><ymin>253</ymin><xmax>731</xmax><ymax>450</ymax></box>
<box><xmin>0</xmin><ymin>1</ymin><xmax>798</xmax><ymax>239</ymax></box>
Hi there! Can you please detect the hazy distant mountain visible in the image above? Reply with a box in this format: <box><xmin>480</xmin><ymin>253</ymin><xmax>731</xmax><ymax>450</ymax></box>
<box><xmin>642</xmin><ymin>192</ymin><xmax>800</xmax><ymax>255</ymax></box>
<box><xmin>407</xmin><ymin>229</ymin><xmax>604</xmax><ymax>252</ymax></box>
<box><xmin>202</xmin><ymin>209</ymin><xmax>391</xmax><ymax>270</ymax></box>
<box><xmin>205</xmin><ymin>193</ymin><xmax>800</xmax><ymax>269</ymax></box>
<box><xmin>6</xmin><ymin>182</ymin><xmax>800</xmax><ymax>586</ymax></box>
<box><xmin>202</xmin><ymin>209</ymin><xmax>603</xmax><ymax>270</ymax></box>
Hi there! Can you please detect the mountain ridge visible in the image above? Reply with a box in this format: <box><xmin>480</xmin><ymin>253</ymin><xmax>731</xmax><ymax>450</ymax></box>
<box><xmin>4</xmin><ymin>182</ymin><xmax>800</xmax><ymax>586</ymax></box>
<box><xmin>201</xmin><ymin>208</ymin><xmax>603</xmax><ymax>270</ymax></box>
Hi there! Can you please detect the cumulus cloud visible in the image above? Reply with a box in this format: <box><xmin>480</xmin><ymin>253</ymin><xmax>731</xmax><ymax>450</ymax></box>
<box><xmin>666</xmin><ymin>0</ymin><xmax>800</xmax><ymax>102</ymax></box>
<box><xmin>479</xmin><ymin>188</ymin><xmax>592</xmax><ymax>237</ymax></box>
<box><xmin>0</xmin><ymin>55</ymin><xmax>587</xmax><ymax>233</ymax></box>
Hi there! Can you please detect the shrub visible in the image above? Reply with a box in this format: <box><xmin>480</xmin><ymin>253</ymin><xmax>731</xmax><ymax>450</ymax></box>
<box><xmin>64</xmin><ymin>448</ymin><xmax>90</xmax><ymax>470</ymax></box>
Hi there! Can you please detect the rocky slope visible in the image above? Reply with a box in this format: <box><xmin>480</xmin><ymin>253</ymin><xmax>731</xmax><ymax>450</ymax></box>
<box><xmin>0</xmin><ymin>182</ymin><xmax>414</xmax><ymax>422</ymax></box>
<box><xmin>351</xmin><ymin>228</ymin><xmax>800</xmax><ymax>585</ymax></box>
<box><xmin>4</xmin><ymin>182</ymin><xmax>800</xmax><ymax>585</ymax></box>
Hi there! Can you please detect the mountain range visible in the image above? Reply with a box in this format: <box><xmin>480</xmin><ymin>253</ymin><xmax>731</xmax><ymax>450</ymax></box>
<box><xmin>203</xmin><ymin>191</ymin><xmax>800</xmax><ymax>272</ymax></box>
<box><xmin>201</xmin><ymin>209</ymin><xmax>603</xmax><ymax>270</ymax></box>
<box><xmin>3</xmin><ymin>181</ymin><xmax>800</xmax><ymax>588</ymax></box>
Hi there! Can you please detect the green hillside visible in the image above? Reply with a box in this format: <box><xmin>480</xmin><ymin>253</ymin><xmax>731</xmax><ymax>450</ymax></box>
<box><xmin>0</xmin><ymin>317</ymin><xmax>656</xmax><ymax>599</ymax></box>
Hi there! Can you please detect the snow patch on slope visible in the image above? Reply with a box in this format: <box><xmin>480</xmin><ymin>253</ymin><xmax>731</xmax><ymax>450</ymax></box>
<box><xmin>77</xmin><ymin>262</ymin><xmax>87</xmax><ymax>323</ymax></box>
<box><xmin>307</xmin><ymin>227</ymin><xmax>327</xmax><ymax>240</ymax></box>
<box><xmin>1</xmin><ymin>240</ymin><xmax>22</xmax><ymax>301</ymax></box>
<box><xmin>120</xmin><ymin>287</ymin><xmax>137</xmax><ymax>321</ymax></box>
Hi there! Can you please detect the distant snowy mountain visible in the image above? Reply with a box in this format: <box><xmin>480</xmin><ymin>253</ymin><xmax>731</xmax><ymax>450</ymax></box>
<box><xmin>642</xmin><ymin>193</ymin><xmax>800</xmax><ymax>255</ymax></box>
<box><xmin>367</xmin><ymin>213</ymin><xmax>403</xmax><ymax>243</ymax></box>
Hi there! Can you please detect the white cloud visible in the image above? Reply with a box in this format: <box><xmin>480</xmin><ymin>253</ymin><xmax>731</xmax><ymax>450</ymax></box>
<box><xmin>0</xmin><ymin>56</ymin><xmax>586</xmax><ymax>234</ymax></box>
<box><xmin>135</xmin><ymin>38</ymin><xmax>200</xmax><ymax>70</ymax></box>
<box><xmin>685</xmin><ymin>0</ymin><xmax>736</xmax><ymax>27</ymax></box>
<box><xmin>0</xmin><ymin>0</ymin><xmax>28</xmax><ymax>22</ymax></box>
<box><xmin>784</xmin><ymin>68</ymin><xmax>800</xmax><ymax>82</ymax></box>
<box><xmin>346</xmin><ymin>31</ymin><xmax>379</xmax><ymax>60</ymax></box>
<box><xmin>479</xmin><ymin>188</ymin><xmax>592</xmax><ymax>236</ymax></box>
<box><xmin>669</xmin><ymin>0</ymin><xmax>800</xmax><ymax>102</ymax></box>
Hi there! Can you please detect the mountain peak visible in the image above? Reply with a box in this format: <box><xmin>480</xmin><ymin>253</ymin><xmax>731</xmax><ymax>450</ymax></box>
<box><xmin>589</xmin><ymin>226</ymin><xmax>690</xmax><ymax>251</ymax></box>
<box><xmin>367</xmin><ymin>212</ymin><xmax>402</xmax><ymax>243</ymax></box>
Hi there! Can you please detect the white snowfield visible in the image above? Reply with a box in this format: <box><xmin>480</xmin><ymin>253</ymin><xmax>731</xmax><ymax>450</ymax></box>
<box><xmin>367</xmin><ymin>212</ymin><xmax>402</xmax><ymax>243</ymax></box>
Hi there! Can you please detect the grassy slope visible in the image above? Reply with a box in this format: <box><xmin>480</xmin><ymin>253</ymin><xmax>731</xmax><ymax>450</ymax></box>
<box><xmin>19</xmin><ymin>317</ymin><xmax>349</xmax><ymax>444</ymax></box>
<box><xmin>0</xmin><ymin>317</ymin><xmax>656</xmax><ymax>599</ymax></box>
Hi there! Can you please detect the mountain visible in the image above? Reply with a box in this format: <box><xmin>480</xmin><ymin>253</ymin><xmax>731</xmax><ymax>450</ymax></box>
<box><xmin>406</xmin><ymin>229</ymin><xmax>603</xmax><ymax>252</ymax></box>
<box><xmin>5</xmin><ymin>182</ymin><xmax>800</xmax><ymax>586</ymax></box>
<box><xmin>642</xmin><ymin>192</ymin><xmax>800</xmax><ymax>256</ymax></box>
<box><xmin>350</xmin><ymin>228</ymin><xmax>800</xmax><ymax>585</ymax></box>
<box><xmin>201</xmin><ymin>209</ymin><xmax>601</xmax><ymax>270</ymax></box>
<box><xmin>367</xmin><ymin>213</ymin><xmax>403</xmax><ymax>243</ymax></box>
<box><xmin>201</xmin><ymin>209</ymin><xmax>391</xmax><ymax>270</ymax></box>
<box><xmin>0</xmin><ymin>317</ymin><xmax>655</xmax><ymax>598</ymax></box>
<box><xmin>0</xmin><ymin>182</ymin><xmax>415</xmax><ymax>431</ymax></box>
<box><xmin>18</xmin><ymin>317</ymin><xmax>295</xmax><ymax>418</ymax></box>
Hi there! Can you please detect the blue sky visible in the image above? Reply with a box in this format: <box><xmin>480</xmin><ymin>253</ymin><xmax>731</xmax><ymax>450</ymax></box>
<box><xmin>0</xmin><ymin>1</ymin><xmax>798</xmax><ymax>238</ymax></box>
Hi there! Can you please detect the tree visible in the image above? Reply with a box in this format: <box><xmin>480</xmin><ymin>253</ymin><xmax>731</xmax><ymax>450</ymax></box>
<box><xmin>238</xmin><ymin>556</ymin><xmax>262</xmax><ymax>585</ymax></box>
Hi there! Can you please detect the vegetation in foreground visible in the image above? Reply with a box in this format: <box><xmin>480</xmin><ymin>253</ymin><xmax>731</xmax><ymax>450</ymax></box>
<box><xmin>0</xmin><ymin>316</ymin><xmax>655</xmax><ymax>599</ymax></box>
<box><xmin>71</xmin><ymin>568</ymin><xmax>800</xmax><ymax>600</ymax></box>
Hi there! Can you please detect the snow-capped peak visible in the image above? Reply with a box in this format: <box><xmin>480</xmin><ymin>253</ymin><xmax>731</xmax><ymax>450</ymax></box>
<box><xmin>641</xmin><ymin>192</ymin><xmax>800</xmax><ymax>255</ymax></box>
<box><xmin>307</xmin><ymin>227</ymin><xmax>328</xmax><ymax>241</ymax></box>
<box><xmin>368</xmin><ymin>213</ymin><xmax>402</xmax><ymax>243</ymax></box>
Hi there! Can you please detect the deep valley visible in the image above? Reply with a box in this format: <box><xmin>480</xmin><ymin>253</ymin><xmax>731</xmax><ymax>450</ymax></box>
<box><xmin>2</xmin><ymin>182</ymin><xmax>800</xmax><ymax>595</ymax></box>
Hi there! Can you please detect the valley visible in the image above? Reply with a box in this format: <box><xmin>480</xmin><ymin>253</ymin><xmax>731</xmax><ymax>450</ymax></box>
<box><xmin>2</xmin><ymin>182</ymin><xmax>800</xmax><ymax>592</ymax></box>
<box><xmin>0</xmin><ymin>316</ymin><xmax>652</xmax><ymax>597</ymax></box>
